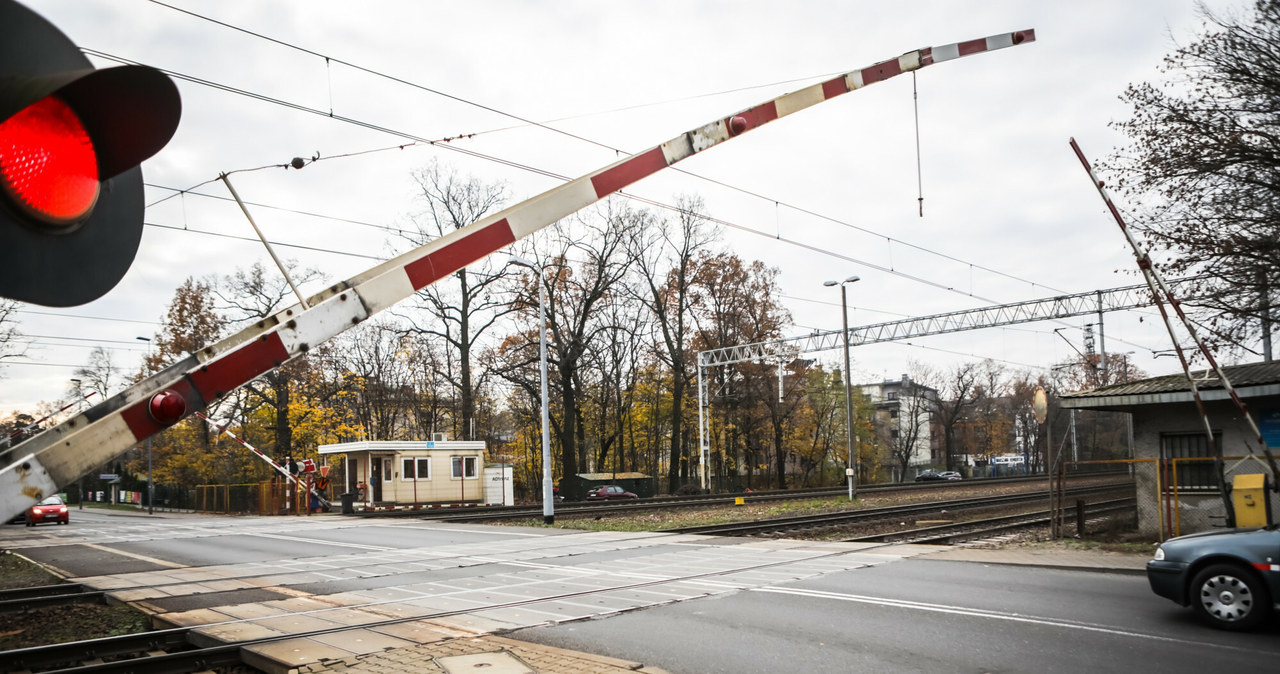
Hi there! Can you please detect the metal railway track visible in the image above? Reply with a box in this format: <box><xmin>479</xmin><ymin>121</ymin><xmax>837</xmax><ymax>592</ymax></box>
<box><xmin>660</xmin><ymin>483</ymin><xmax>1132</xmax><ymax>536</ymax></box>
<box><xmin>363</xmin><ymin>473</ymin><xmax>1128</xmax><ymax>523</ymax></box>
<box><xmin>846</xmin><ymin>498</ymin><xmax>1138</xmax><ymax>545</ymax></box>
<box><xmin>0</xmin><ymin>583</ymin><xmax>104</xmax><ymax>612</ymax></box>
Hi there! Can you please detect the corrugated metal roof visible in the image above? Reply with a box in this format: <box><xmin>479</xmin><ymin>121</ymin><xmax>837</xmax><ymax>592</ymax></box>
<box><xmin>1061</xmin><ymin>361</ymin><xmax>1280</xmax><ymax>409</ymax></box>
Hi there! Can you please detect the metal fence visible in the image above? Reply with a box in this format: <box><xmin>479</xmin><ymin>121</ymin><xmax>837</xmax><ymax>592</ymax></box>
<box><xmin>1067</xmin><ymin>456</ymin><xmax>1280</xmax><ymax>540</ymax></box>
<box><xmin>194</xmin><ymin>480</ymin><xmax>309</xmax><ymax>515</ymax></box>
<box><xmin>1164</xmin><ymin>455</ymin><xmax>1280</xmax><ymax>538</ymax></box>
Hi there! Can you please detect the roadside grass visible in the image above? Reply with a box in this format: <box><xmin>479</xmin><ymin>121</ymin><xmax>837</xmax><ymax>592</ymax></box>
<box><xmin>0</xmin><ymin>552</ymin><xmax>153</xmax><ymax>650</ymax></box>
<box><xmin>0</xmin><ymin>550</ymin><xmax>60</xmax><ymax>589</ymax></box>
<box><xmin>507</xmin><ymin>496</ymin><xmax>859</xmax><ymax>532</ymax></box>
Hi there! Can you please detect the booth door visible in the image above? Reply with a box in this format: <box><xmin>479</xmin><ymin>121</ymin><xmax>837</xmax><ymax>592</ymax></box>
<box><xmin>373</xmin><ymin>456</ymin><xmax>392</xmax><ymax>502</ymax></box>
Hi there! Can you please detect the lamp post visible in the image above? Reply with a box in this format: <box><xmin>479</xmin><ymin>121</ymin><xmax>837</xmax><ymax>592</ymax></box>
<box><xmin>823</xmin><ymin>275</ymin><xmax>860</xmax><ymax>500</ymax></box>
<box><xmin>509</xmin><ymin>256</ymin><xmax>554</xmax><ymax>525</ymax></box>
<box><xmin>137</xmin><ymin>336</ymin><xmax>154</xmax><ymax>515</ymax></box>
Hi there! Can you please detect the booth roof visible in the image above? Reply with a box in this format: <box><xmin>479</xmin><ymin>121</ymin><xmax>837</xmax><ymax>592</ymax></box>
<box><xmin>318</xmin><ymin>440</ymin><xmax>486</xmax><ymax>454</ymax></box>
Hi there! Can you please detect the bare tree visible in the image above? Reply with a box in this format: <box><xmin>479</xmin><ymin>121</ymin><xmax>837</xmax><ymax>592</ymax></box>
<box><xmin>514</xmin><ymin>202</ymin><xmax>640</xmax><ymax>497</ymax></box>
<box><xmin>398</xmin><ymin>160</ymin><xmax>513</xmax><ymax>440</ymax></box>
<box><xmin>585</xmin><ymin>291</ymin><xmax>650</xmax><ymax>475</ymax></box>
<box><xmin>627</xmin><ymin>195</ymin><xmax>719</xmax><ymax>492</ymax></box>
<box><xmin>0</xmin><ymin>299</ymin><xmax>25</xmax><ymax>376</ymax></box>
<box><xmin>326</xmin><ymin>322</ymin><xmax>422</xmax><ymax>440</ymax></box>
<box><xmin>73</xmin><ymin>346</ymin><xmax>120</xmax><ymax>400</ymax></box>
<box><xmin>1105</xmin><ymin>0</ymin><xmax>1280</xmax><ymax>357</ymax></box>
<box><xmin>968</xmin><ymin>360</ymin><xmax>1011</xmax><ymax>465</ymax></box>
<box><xmin>923</xmin><ymin>362</ymin><xmax>978</xmax><ymax>472</ymax></box>
<box><xmin>214</xmin><ymin>261</ymin><xmax>325</xmax><ymax>457</ymax></box>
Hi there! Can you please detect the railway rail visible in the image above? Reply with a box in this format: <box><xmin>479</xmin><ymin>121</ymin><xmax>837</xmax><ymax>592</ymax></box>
<box><xmin>361</xmin><ymin>472</ymin><xmax>1130</xmax><ymax>523</ymax></box>
<box><xmin>846</xmin><ymin>497</ymin><xmax>1138</xmax><ymax>545</ymax></box>
<box><xmin>661</xmin><ymin>483</ymin><xmax>1132</xmax><ymax>537</ymax></box>
<box><xmin>0</xmin><ymin>583</ymin><xmax>104</xmax><ymax>613</ymax></box>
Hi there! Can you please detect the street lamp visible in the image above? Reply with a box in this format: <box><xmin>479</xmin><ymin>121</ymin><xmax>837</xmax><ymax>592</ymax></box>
<box><xmin>509</xmin><ymin>255</ymin><xmax>554</xmax><ymax>525</ymax></box>
<box><xmin>137</xmin><ymin>336</ymin><xmax>154</xmax><ymax>515</ymax></box>
<box><xmin>823</xmin><ymin>275</ymin><xmax>860</xmax><ymax>500</ymax></box>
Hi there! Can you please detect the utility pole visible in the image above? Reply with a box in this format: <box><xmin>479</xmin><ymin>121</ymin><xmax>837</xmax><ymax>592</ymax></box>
<box><xmin>824</xmin><ymin>275</ymin><xmax>860</xmax><ymax>499</ymax></box>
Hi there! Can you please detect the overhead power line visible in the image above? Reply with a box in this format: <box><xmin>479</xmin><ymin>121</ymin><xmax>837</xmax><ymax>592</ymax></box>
<box><xmin>118</xmin><ymin>5</ymin><xmax>1066</xmax><ymax>299</ymax></box>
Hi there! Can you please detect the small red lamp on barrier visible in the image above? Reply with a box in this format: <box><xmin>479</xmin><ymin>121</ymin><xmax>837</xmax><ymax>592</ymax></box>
<box><xmin>146</xmin><ymin>390</ymin><xmax>186</xmax><ymax>426</ymax></box>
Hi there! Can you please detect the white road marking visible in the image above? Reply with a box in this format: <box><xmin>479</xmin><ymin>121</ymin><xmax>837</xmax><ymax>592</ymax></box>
<box><xmin>754</xmin><ymin>587</ymin><xmax>1269</xmax><ymax>653</ymax></box>
<box><xmin>375</xmin><ymin>523</ymin><xmax>549</xmax><ymax>537</ymax></box>
<box><xmin>241</xmin><ymin>531</ymin><xmax>394</xmax><ymax>551</ymax></box>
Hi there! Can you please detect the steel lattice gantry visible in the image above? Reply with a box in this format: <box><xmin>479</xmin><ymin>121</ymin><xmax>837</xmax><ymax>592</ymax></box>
<box><xmin>694</xmin><ymin>278</ymin><xmax>1196</xmax><ymax>487</ymax></box>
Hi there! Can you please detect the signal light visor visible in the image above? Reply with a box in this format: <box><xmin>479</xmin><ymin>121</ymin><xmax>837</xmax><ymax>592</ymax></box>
<box><xmin>0</xmin><ymin>96</ymin><xmax>100</xmax><ymax>227</ymax></box>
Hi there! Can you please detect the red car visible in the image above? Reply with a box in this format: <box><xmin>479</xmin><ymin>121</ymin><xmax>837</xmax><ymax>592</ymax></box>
<box><xmin>585</xmin><ymin>485</ymin><xmax>638</xmax><ymax>501</ymax></box>
<box><xmin>25</xmin><ymin>495</ymin><xmax>69</xmax><ymax>526</ymax></box>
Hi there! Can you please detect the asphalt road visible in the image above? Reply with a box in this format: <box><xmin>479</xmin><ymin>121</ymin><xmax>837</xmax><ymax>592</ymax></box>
<box><xmin>2</xmin><ymin>507</ymin><xmax>561</xmax><ymax>578</ymax></box>
<box><xmin>512</xmin><ymin>558</ymin><xmax>1280</xmax><ymax>673</ymax></box>
<box><xmin>5</xmin><ymin>508</ymin><xmax>1278</xmax><ymax>673</ymax></box>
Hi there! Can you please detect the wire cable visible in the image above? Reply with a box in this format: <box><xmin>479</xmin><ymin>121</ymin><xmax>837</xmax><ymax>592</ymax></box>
<box><xmin>124</xmin><ymin>6</ymin><xmax>1069</xmax><ymax>298</ymax></box>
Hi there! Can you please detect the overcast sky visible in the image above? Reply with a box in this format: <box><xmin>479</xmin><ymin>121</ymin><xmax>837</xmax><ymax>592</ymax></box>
<box><xmin>2</xmin><ymin>0</ymin><xmax>1248</xmax><ymax>418</ymax></box>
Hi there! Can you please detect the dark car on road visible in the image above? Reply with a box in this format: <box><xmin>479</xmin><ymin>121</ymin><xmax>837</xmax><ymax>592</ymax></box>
<box><xmin>914</xmin><ymin>471</ymin><xmax>948</xmax><ymax>482</ymax></box>
<box><xmin>20</xmin><ymin>495</ymin><xmax>69</xmax><ymax>527</ymax></box>
<box><xmin>585</xmin><ymin>485</ymin><xmax>638</xmax><ymax>501</ymax></box>
<box><xmin>1147</xmin><ymin>525</ymin><xmax>1280</xmax><ymax>630</ymax></box>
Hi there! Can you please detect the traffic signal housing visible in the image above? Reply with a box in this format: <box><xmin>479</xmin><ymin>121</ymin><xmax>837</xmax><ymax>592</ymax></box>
<box><xmin>0</xmin><ymin>0</ymin><xmax>181</xmax><ymax>306</ymax></box>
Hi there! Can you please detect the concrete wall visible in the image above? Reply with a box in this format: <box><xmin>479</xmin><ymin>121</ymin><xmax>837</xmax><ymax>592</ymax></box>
<box><xmin>1131</xmin><ymin>399</ymin><xmax>1280</xmax><ymax>537</ymax></box>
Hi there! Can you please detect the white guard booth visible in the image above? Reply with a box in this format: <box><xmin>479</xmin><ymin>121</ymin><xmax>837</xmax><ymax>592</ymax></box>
<box><xmin>318</xmin><ymin>439</ymin><xmax>510</xmax><ymax>509</ymax></box>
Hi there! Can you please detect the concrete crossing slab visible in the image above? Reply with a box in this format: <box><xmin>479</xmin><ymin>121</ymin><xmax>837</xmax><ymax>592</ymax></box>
<box><xmin>240</xmin><ymin>637</ymin><xmax>357</xmax><ymax>674</ymax></box>
<box><xmin>306</xmin><ymin>627</ymin><xmax>417</xmax><ymax>655</ymax></box>
<box><xmin>189</xmin><ymin>620</ymin><xmax>286</xmax><ymax>648</ymax></box>
<box><xmin>151</xmin><ymin>606</ymin><xmax>236</xmax><ymax>629</ymax></box>
<box><xmin>251</xmin><ymin>612</ymin><xmax>344</xmax><ymax>633</ymax></box>
<box><xmin>426</xmin><ymin>613</ymin><xmax>523</xmax><ymax>634</ymax></box>
<box><xmin>367</xmin><ymin>620</ymin><xmax>451</xmax><ymax>644</ymax></box>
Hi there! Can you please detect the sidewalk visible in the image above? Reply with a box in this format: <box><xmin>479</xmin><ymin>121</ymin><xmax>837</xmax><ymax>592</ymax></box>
<box><xmin>278</xmin><ymin>634</ymin><xmax>668</xmax><ymax>674</ymax></box>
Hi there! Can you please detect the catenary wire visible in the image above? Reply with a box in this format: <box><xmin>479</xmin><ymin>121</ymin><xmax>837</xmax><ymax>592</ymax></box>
<box><xmin>44</xmin><ymin>21</ymin><xmax>1196</xmax><ymax>371</ymax></box>
<box><xmin>124</xmin><ymin>5</ymin><xmax>1068</xmax><ymax>297</ymax></box>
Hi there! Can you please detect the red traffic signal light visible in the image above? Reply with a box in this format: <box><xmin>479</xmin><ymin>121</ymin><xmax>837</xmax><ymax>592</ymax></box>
<box><xmin>0</xmin><ymin>0</ymin><xmax>181</xmax><ymax>307</ymax></box>
<box><xmin>0</xmin><ymin>96</ymin><xmax>99</xmax><ymax>226</ymax></box>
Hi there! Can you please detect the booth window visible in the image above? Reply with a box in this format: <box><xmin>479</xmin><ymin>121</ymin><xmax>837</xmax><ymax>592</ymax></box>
<box><xmin>402</xmin><ymin>457</ymin><xmax>432</xmax><ymax>481</ymax></box>
<box><xmin>451</xmin><ymin>456</ymin><xmax>478</xmax><ymax>479</ymax></box>
<box><xmin>1160</xmin><ymin>431</ymin><xmax>1221</xmax><ymax>493</ymax></box>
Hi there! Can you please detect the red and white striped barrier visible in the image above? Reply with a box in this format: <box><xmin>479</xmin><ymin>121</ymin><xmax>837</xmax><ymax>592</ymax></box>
<box><xmin>1</xmin><ymin>30</ymin><xmax>1034</xmax><ymax>521</ymax></box>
